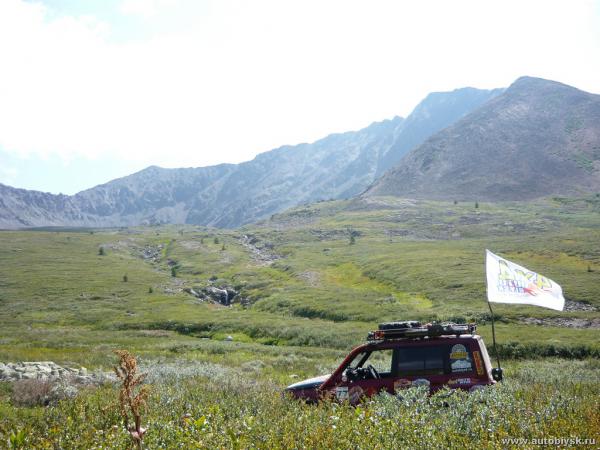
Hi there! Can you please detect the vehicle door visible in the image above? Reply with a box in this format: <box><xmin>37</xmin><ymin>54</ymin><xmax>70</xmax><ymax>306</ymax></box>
<box><xmin>332</xmin><ymin>349</ymin><xmax>394</xmax><ymax>404</ymax></box>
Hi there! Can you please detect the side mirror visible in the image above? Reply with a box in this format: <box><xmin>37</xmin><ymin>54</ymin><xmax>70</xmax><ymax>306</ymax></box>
<box><xmin>492</xmin><ymin>367</ymin><xmax>503</xmax><ymax>382</ymax></box>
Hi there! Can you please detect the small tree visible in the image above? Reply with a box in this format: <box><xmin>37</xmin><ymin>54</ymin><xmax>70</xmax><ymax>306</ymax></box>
<box><xmin>214</xmin><ymin>237</ymin><xmax>219</xmax><ymax>245</ymax></box>
<box><xmin>221</xmin><ymin>244</ymin><xmax>226</xmax><ymax>251</ymax></box>
<box><xmin>123</xmin><ymin>274</ymin><xmax>128</xmax><ymax>282</ymax></box>
<box><xmin>347</xmin><ymin>226</ymin><xmax>358</xmax><ymax>245</ymax></box>
<box><xmin>148</xmin><ymin>287</ymin><xmax>153</xmax><ymax>294</ymax></box>
<box><xmin>171</xmin><ymin>267</ymin><xmax>177</xmax><ymax>278</ymax></box>
<box><xmin>475</xmin><ymin>201</ymin><xmax>479</xmax><ymax>209</ymax></box>
<box><xmin>114</xmin><ymin>350</ymin><xmax>150</xmax><ymax>450</ymax></box>
<box><xmin>98</xmin><ymin>246</ymin><xmax>105</xmax><ymax>256</ymax></box>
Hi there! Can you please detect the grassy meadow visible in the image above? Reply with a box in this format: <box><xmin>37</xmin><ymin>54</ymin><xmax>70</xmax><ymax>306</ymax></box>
<box><xmin>1</xmin><ymin>195</ymin><xmax>599</xmax><ymax>448</ymax></box>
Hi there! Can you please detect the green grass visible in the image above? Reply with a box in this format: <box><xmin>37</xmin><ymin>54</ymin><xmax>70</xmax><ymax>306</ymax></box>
<box><xmin>0</xmin><ymin>196</ymin><xmax>599</xmax><ymax>447</ymax></box>
<box><xmin>1</xmin><ymin>197</ymin><xmax>599</xmax><ymax>366</ymax></box>
<box><xmin>0</xmin><ymin>359</ymin><xmax>598</xmax><ymax>449</ymax></box>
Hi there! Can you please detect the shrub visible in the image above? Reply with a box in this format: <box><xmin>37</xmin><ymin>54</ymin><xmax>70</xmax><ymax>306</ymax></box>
<box><xmin>171</xmin><ymin>267</ymin><xmax>177</xmax><ymax>277</ymax></box>
<box><xmin>214</xmin><ymin>237</ymin><xmax>219</xmax><ymax>245</ymax></box>
<box><xmin>148</xmin><ymin>287</ymin><xmax>153</xmax><ymax>294</ymax></box>
<box><xmin>10</xmin><ymin>379</ymin><xmax>53</xmax><ymax>407</ymax></box>
<box><xmin>98</xmin><ymin>247</ymin><xmax>105</xmax><ymax>256</ymax></box>
<box><xmin>123</xmin><ymin>274</ymin><xmax>128</xmax><ymax>282</ymax></box>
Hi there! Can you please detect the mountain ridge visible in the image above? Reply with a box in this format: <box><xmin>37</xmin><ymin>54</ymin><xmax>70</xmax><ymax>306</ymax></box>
<box><xmin>0</xmin><ymin>85</ymin><xmax>501</xmax><ymax>229</ymax></box>
<box><xmin>364</xmin><ymin>76</ymin><xmax>600</xmax><ymax>201</ymax></box>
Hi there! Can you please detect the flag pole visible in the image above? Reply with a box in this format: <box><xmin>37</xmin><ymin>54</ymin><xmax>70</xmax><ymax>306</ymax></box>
<box><xmin>487</xmin><ymin>300</ymin><xmax>501</xmax><ymax>370</ymax></box>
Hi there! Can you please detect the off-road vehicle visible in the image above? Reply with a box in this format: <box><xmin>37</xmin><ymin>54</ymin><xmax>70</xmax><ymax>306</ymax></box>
<box><xmin>285</xmin><ymin>321</ymin><xmax>502</xmax><ymax>403</ymax></box>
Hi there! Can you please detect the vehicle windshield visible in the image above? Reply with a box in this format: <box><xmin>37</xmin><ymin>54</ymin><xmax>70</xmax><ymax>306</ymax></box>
<box><xmin>344</xmin><ymin>349</ymin><xmax>393</xmax><ymax>377</ymax></box>
<box><xmin>347</xmin><ymin>351</ymin><xmax>369</xmax><ymax>369</ymax></box>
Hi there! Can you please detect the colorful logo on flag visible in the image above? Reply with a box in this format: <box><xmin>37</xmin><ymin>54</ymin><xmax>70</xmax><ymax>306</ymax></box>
<box><xmin>486</xmin><ymin>250</ymin><xmax>565</xmax><ymax>311</ymax></box>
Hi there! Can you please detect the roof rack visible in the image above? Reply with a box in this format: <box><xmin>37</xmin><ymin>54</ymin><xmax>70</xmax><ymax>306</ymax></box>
<box><xmin>367</xmin><ymin>321</ymin><xmax>476</xmax><ymax>342</ymax></box>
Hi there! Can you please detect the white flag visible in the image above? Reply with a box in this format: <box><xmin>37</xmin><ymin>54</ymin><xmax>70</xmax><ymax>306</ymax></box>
<box><xmin>486</xmin><ymin>250</ymin><xmax>565</xmax><ymax>311</ymax></box>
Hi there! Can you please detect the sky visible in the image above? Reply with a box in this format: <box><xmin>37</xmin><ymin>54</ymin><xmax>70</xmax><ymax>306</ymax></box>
<box><xmin>1</xmin><ymin>0</ymin><xmax>599</xmax><ymax>194</ymax></box>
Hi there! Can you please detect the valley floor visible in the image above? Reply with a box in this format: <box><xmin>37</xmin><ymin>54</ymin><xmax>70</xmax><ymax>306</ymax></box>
<box><xmin>0</xmin><ymin>196</ymin><xmax>599</xmax><ymax>447</ymax></box>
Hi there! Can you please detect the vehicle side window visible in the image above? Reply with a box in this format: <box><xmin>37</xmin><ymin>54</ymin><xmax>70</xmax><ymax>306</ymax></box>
<box><xmin>367</xmin><ymin>349</ymin><xmax>393</xmax><ymax>374</ymax></box>
<box><xmin>396</xmin><ymin>346</ymin><xmax>446</xmax><ymax>376</ymax></box>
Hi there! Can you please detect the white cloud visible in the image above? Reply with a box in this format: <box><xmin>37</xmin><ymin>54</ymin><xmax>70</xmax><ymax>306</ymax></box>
<box><xmin>119</xmin><ymin>0</ymin><xmax>180</xmax><ymax>19</ymax></box>
<box><xmin>0</xmin><ymin>166</ymin><xmax>18</xmax><ymax>185</ymax></box>
<box><xmin>0</xmin><ymin>0</ymin><xmax>598</xmax><ymax>171</ymax></box>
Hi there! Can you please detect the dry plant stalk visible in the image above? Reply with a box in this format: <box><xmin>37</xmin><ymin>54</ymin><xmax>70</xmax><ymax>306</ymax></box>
<box><xmin>114</xmin><ymin>350</ymin><xmax>150</xmax><ymax>450</ymax></box>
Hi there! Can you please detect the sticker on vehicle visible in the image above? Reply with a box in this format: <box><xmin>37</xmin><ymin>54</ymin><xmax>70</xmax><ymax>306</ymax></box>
<box><xmin>394</xmin><ymin>378</ymin><xmax>412</xmax><ymax>390</ymax></box>
<box><xmin>451</xmin><ymin>359</ymin><xmax>473</xmax><ymax>372</ymax></box>
<box><xmin>450</xmin><ymin>344</ymin><xmax>468</xmax><ymax>360</ymax></box>
<box><xmin>448</xmin><ymin>377</ymin><xmax>472</xmax><ymax>385</ymax></box>
<box><xmin>335</xmin><ymin>386</ymin><xmax>348</xmax><ymax>401</ymax></box>
<box><xmin>473</xmin><ymin>351</ymin><xmax>484</xmax><ymax>375</ymax></box>
<box><xmin>412</xmin><ymin>378</ymin><xmax>430</xmax><ymax>387</ymax></box>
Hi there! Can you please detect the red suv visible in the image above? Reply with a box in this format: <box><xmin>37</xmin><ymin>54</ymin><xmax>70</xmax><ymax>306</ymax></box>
<box><xmin>286</xmin><ymin>321</ymin><xmax>502</xmax><ymax>403</ymax></box>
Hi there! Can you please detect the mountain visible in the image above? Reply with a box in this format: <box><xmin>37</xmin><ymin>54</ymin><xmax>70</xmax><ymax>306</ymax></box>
<box><xmin>365</xmin><ymin>77</ymin><xmax>600</xmax><ymax>201</ymax></box>
<box><xmin>0</xmin><ymin>86</ymin><xmax>501</xmax><ymax>229</ymax></box>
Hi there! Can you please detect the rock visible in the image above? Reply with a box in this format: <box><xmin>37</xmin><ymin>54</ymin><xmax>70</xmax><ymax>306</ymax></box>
<box><xmin>564</xmin><ymin>300</ymin><xmax>597</xmax><ymax>312</ymax></box>
<box><xmin>0</xmin><ymin>361</ymin><xmax>113</xmax><ymax>385</ymax></box>
<box><xmin>289</xmin><ymin>374</ymin><xmax>299</xmax><ymax>379</ymax></box>
<box><xmin>187</xmin><ymin>285</ymin><xmax>238</xmax><ymax>306</ymax></box>
<box><xmin>225</xmin><ymin>335</ymin><xmax>233</xmax><ymax>341</ymax></box>
<box><xmin>50</xmin><ymin>383</ymin><xmax>78</xmax><ymax>400</ymax></box>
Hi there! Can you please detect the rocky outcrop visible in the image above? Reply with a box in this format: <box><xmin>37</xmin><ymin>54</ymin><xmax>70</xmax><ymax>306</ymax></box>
<box><xmin>184</xmin><ymin>285</ymin><xmax>242</xmax><ymax>306</ymax></box>
<box><xmin>0</xmin><ymin>361</ymin><xmax>111</xmax><ymax>384</ymax></box>
<box><xmin>240</xmin><ymin>234</ymin><xmax>280</xmax><ymax>266</ymax></box>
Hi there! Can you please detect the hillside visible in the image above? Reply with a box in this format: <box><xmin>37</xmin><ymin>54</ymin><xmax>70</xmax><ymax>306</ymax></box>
<box><xmin>1</xmin><ymin>196</ymin><xmax>599</xmax><ymax>446</ymax></box>
<box><xmin>0</xmin><ymin>86</ymin><xmax>500</xmax><ymax>229</ymax></box>
<box><xmin>365</xmin><ymin>77</ymin><xmax>600</xmax><ymax>200</ymax></box>
<box><xmin>1</xmin><ymin>196</ymin><xmax>599</xmax><ymax>367</ymax></box>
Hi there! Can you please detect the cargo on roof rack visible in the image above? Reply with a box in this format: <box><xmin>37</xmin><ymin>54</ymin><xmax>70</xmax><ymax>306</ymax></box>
<box><xmin>367</xmin><ymin>321</ymin><xmax>476</xmax><ymax>342</ymax></box>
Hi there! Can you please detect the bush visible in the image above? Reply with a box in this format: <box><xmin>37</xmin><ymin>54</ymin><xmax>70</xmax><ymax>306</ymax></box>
<box><xmin>11</xmin><ymin>379</ymin><xmax>53</xmax><ymax>407</ymax></box>
<box><xmin>123</xmin><ymin>274</ymin><xmax>128</xmax><ymax>282</ymax></box>
<box><xmin>98</xmin><ymin>247</ymin><xmax>105</xmax><ymax>256</ymax></box>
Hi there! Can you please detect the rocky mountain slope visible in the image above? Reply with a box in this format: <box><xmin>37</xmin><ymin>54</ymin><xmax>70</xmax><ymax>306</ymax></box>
<box><xmin>365</xmin><ymin>77</ymin><xmax>600</xmax><ymax>201</ymax></box>
<box><xmin>0</xmin><ymin>86</ymin><xmax>500</xmax><ymax>229</ymax></box>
